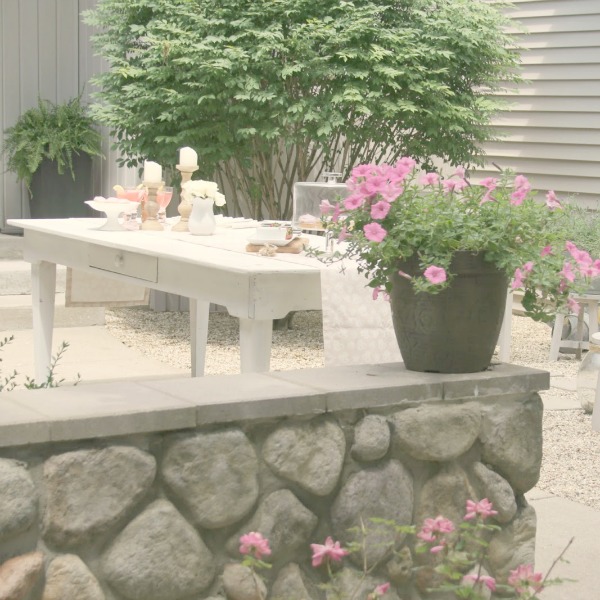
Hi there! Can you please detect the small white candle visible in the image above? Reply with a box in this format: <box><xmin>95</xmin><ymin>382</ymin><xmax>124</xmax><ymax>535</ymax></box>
<box><xmin>143</xmin><ymin>160</ymin><xmax>162</xmax><ymax>183</ymax></box>
<box><xmin>179</xmin><ymin>147</ymin><xmax>198</xmax><ymax>167</ymax></box>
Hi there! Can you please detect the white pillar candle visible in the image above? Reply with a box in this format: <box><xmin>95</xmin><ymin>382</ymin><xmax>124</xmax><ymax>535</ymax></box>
<box><xmin>143</xmin><ymin>160</ymin><xmax>162</xmax><ymax>183</ymax></box>
<box><xmin>179</xmin><ymin>147</ymin><xmax>198</xmax><ymax>167</ymax></box>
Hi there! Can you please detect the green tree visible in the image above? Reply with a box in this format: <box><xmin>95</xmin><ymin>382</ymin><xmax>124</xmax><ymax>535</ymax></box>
<box><xmin>85</xmin><ymin>0</ymin><xmax>520</xmax><ymax>219</ymax></box>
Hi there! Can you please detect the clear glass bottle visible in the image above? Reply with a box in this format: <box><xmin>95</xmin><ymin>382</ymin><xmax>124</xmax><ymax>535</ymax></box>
<box><xmin>577</xmin><ymin>332</ymin><xmax>600</xmax><ymax>413</ymax></box>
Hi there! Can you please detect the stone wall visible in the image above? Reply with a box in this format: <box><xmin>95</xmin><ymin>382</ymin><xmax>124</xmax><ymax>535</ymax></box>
<box><xmin>0</xmin><ymin>363</ymin><xmax>548</xmax><ymax>600</ymax></box>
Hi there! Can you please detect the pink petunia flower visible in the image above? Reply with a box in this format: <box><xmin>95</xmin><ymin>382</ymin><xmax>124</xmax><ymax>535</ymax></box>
<box><xmin>372</xmin><ymin>286</ymin><xmax>382</xmax><ymax>300</ymax></box>
<box><xmin>507</xmin><ymin>564</ymin><xmax>544</xmax><ymax>595</ymax></box>
<box><xmin>567</xmin><ymin>297</ymin><xmax>581</xmax><ymax>314</ymax></box>
<box><xmin>351</xmin><ymin>164</ymin><xmax>375</xmax><ymax>180</ymax></box>
<box><xmin>417</xmin><ymin>516</ymin><xmax>455</xmax><ymax>542</ymax></box>
<box><xmin>523</xmin><ymin>261</ymin><xmax>534</xmax><ymax>273</ymax></box>
<box><xmin>464</xmin><ymin>498</ymin><xmax>498</xmax><ymax>521</ymax></box>
<box><xmin>369</xmin><ymin>582</ymin><xmax>391</xmax><ymax>598</ymax></box>
<box><xmin>344</xmin><ymin>194</ymin><xmax>365</xmax><ymax>211</ymax></box>
<box><xmin>443</xmin><ymin>179</ymin><xmax>468</xmax><ymax>193</ymax></box>
<box><xmin>513</xmin><ymin>174</ymin><xmax>531</xmax><ymax>191</ymax></box>
<box><xmin>560</xmin><ymin>261</ymin><xmax>576</xmax><ymax>283</ymax></box>
<box><xmin>337</xmin><ymin>225</ymin><xmax>349</xmax><ymax>242</ymax></box>
<box><xmin>479</xmin><ymin>177</ymin><xmax>498</xmax><ymax>190</ymax></box>
<box><xmin>310</xmin><ymin>536</ymin><xmax>349</xmax><ymax>567</ymax></box>
<box><xmin>462</xmin><ymin>573</ymin><xmax>497</xmax><ymax>592</ymax></box>
<box><xmin>423</xmin><ymin>265</ymin><xmax>447</xmax><ymax>284</ymax></box>
<box><xmin>371</xmin><ymin>200</ymin><xmax>391</xmax><ymax>220</ymax></box>
<box><xmin>511</xmin><ymin>267</ymin><xmax>525</xmax><ymax>290</ymax></box>
<box><xmin>239</xmin><ymin>532</ymin><xmax>271</xmax><ymax>560</ymax></box>
<box><xmin>545</xmin><ymin>190</ymin><xmax>562</xmax><ymax>210</ymax></box>
<box><xmin>364</xmin><ymin>222</ymin><xmax>387</xmax><ymax>242</ymax></box>
<box><xmin>540</xmin><ymin>245</ymin><xmax>553</xmax><ymax>257</ymax></box>
<box><xmin>420</xmin><ymin>172</ymin><xmax>439</xmax><ymax>186</ymax></box>
<box><xmin>510</xmin><ymin>188</ymin><xmax>528</xmax><ymax>206</ymax></box>
<box><xmin>454</xmin><ymin>166</ymin><xmax>466</xmax><ymax>179</ymax></box>
<box><xmin>319</xmin><ymin>199</ymin><xmax>335</xmax><ymax>215</ymax></box>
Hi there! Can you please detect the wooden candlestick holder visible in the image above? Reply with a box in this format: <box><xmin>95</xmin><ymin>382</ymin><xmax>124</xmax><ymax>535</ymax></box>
<box><xmin>172</xmin><ymin>164</ymin><xmax>199</xmax><ymax>232</ymax></box>
<box><xmin>140</xmin><ymin>180</ymin><xmax>165</xmax><ymax>231</ymax></box>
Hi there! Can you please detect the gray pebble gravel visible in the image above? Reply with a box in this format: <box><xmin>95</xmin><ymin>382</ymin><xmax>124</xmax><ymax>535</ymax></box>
<box><xmin>105</xmin><ymin>308</ymin><xmax>600</xmax><ymax>510</ymax></box>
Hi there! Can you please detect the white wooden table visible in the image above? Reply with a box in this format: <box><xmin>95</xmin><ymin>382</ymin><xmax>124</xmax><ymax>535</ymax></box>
<box><xmin>8</xmin><ymin>218</ymin><xmax>324</xmax><ymax>379</ymax></box>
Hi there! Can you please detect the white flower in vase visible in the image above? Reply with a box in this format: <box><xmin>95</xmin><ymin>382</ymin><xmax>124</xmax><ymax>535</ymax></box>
<box><xmin>182</xmin><ymin>179</ymin><xmax>226</xmax><ymax>206</ymax></box>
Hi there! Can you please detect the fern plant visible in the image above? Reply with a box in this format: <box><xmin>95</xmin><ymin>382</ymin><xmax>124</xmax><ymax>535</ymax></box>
<box><xmin>2</xmin><ymin>96</ymin><xmax>103</xmax><ymax>190</ymax></box>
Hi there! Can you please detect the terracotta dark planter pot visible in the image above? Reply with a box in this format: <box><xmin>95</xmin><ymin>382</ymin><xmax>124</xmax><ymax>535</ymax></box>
<box><xmin>29</xmin><ymin>155</ymin><xmax>95</xmax><ymax>219</ymax></box>
<box><xmin>389</xmin><ymin>252</ymin><xmax>508</xmax><ymax>373</ymax></box>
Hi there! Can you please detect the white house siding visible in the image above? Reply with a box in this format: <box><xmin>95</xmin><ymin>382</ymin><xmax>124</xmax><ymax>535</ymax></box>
<box><xmin>478</xmin><ymin>0</ymin><xmax>600</xmax><ymax>207</ymax></box>
<box><xmin>0</xmin><ymin>0</ymin><xmax>135</xmax><ymax>232</ymax></box>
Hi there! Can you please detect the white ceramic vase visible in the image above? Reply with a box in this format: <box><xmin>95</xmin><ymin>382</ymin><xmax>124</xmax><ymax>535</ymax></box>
<box><xmin>189</xmin><ymin>196</ymin><xmax>216</xmax><ymax>235</ymax></box>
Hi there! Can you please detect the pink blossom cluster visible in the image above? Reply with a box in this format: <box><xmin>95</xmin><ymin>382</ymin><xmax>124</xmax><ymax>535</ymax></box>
<box><xmin>416</xmin><ymin>515</ymin><xmax>456</xmax><ymax>554</ymax></box>
<box><xmin>512</xmin><ymin>240</ymin><xmax>600</xmax><ymax>313</ymax></box>
<box><xmin>239</xmin><ymin>531</ymin><xmax>271</xmax><ymax>560</ymax></box>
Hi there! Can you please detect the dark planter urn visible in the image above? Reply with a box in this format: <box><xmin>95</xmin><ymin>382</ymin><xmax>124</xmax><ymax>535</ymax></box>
<box><xmin>29</xmin><ymin>155</ymin><xmax>95</xmax><ymax>219</ymax></box>
<box><xmin>389</xmin><ymin>252</ymin><xmax>508</xmax><ymax>373</ymax></box>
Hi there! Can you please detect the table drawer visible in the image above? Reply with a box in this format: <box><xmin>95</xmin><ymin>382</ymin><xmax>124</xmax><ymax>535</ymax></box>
<box><xmin>88</xmin><ymin>246</ymin><xmax>158</xmax><ymax>282</ymax></box>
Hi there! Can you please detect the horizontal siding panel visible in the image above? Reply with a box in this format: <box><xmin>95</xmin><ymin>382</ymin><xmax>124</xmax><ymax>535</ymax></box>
<box><xmin>499</xmin><ymin>80</ymin><xmax>600</xmax><ymax>96</ymax></box>
<box><xmin>479</xmin><ymin>156</ymin><xmax>597</xmax><ymax>178</ymax></box>
<box><xmin>520</xmin><ymin>46</ymin><xmax>600</xmax><ymax>64</ymax></box>
<box><xmin>484</xmin><ymin>141</ymin><xmax>600</xmax><ymax>163</ymax></box>
<box><xmin>474</xmin><ymin>168</ymin><xmax>599</xmax><ymax>197</ymax></box>
<box><xmin>520</xmin><ymin>64</ymin><xmax>600</xmax><ymax>80</ymax></box>
<box><xmin>507</xmin><ymin>0</ymin><xmax>600</xmax><ymax>19</ymax></box>
<box><xmin>507</xmin><ymin>15</ymin><xmax>600</xmax><ymax>34</ymax></box>
<box><xmin>494</xmin><ymin>126</ymin><xmax>600</xmax><ymax>145</ymax></box>
<box><xmin>493</xmin><ymin>112</ymin><xmax>600</xmax><ymax>128</ymax></box>
<box><xmin>515</xmin><ymin>31</ymin><xmax>600</xmax><ymax>49</ymax></box>
<box><xmin>496</xmin><ymin>97</ymin><xmax>600</xmax><ymax>112</ymax></box>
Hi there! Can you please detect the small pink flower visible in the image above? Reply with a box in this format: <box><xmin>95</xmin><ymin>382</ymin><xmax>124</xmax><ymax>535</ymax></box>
<box><xmin>560</xmin><ymin>261</ymin><xmax>576</xmax><ymax>283</ymax></box>
<box><xmin>367</xmin><ymin>582</ymin><xmax>391</xmax><ymax>600</ymax></box>
<box><xmin>464</xmin><ymin>498</ymin><xmax>498</xmax><ymax>521</ymax></box>
<box><xmin>420</xmin><ymin>172</ymin><xmax>439</xmax><ymax>186</ymax></box>
<box><xmin>310</xmin><ymin>536</ymin><xmax>349</xmax><ymax>567</ymax></box>
<box><xmin>364</xmin><ymin>222</ymin><xmax>387</xmax><ymax>242</ymax></box>
<box><xmin>510</xmin><ymin>188</ymin><xmax>528</xmax><ymax>206</ymax></box>
<box><xmin>344</xmin><ymin>194</ymin><xmax>365</xmax><ymax>210</ymax></box>
<box><xmin>371</xmin><ymin>200</ymin><xmax>391</xmax><ymax>220</ymax></box>
<box><xmin>319</xmin><ymin>199</ymin><xmax>335</xmax><ymax>215</ymax></box>
<box><xmin>337</xmin><ymin>225</ymin><xmax>349</xmax><ymax>242</ymax></box>
<box><xmin>567</xmin><ymin>297</ymin><xmax>581</xmax><ymax>314</ymax></box>
<box><xmin>417</xmin><ymin>516</ymin><xmax>455</xmax><ymax>542</ymax></box>
<box><xmin>351</xmin><ymin>164</ymin><xmax>375</xmax><ymax>179</ymax></box>
<box><xmin>540</xmin><ymin>245</ymin><xmax>553</xmax><ymax>257</ymax></box>
<box><xmin>508</xmin><ymin>564</ymin><xmax>544</xmax><ymax>595</ymax></box>
<box><xmin>546</xmin><ymin>190</ymin><xmax>562</xmax><ymax>210</ymax></box>
<box><xmin>372</xmin><ymin>286</ymin><xmax>382</xmax><ymax>300</ymax></box>
<box><xmin>239</xmin><ymin>532</ymin><xmax>271</xmax><ymax>560</ymax></box>
<box><xmin>462</xmin><ymin>573</ymin><xmax>497</xmax><ymax>592</ymax></box>
<box><xmin>454</xmin><ymin>166</ymin><xmax>466</xmax><ymax>179</ymax></box>
<box><xmin>423</xmin><ymin>265</ymin><xmax>446</xmax><ymax>284</ymax></box>
<box><xmin>479</xmin><ymin>177</ymin><xmax>498</xmax><ymax>190</ymax></box>
<box><xmin>514</xmin><ymin>174</ymin><xmax>531</xmax><ymax>191</ymax></box>
<box><xmin>511</xmin><ymin>267</ymin><xmax>525</xmax><ymax>290</ymax></box>
<box><xmin>442</xmin><ymin>179</ymin><xmax>467</xmax><ymax>193</ymax></box>
<box><xmin>395</xmin><ymin>156</ymin><xmax>417</xmax><ymax>173</ymax></box>
<box><xmin>523</xmin><ymin>261</ymin><xmax>534</xmax><ymax>272</ymax></box>
<box><xmin>479</xmin><ymin>190</ymin><xmax>495</xmax><ymax>205</ymax></box>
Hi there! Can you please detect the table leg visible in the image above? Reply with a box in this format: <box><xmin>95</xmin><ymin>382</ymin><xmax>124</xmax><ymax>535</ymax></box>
<box><xmin>189</xmin><ymin>298</ymin><xmax>210</xmax><ymax>377</ymax></box>
<box><xmin>239</xmin><ymin>318</ymin><xmax>273</xmax><ymax>373</ymax></box>
<box><xmin>31</xmin><ymin>261</ymin><xmax>57</xmax><ymax>381</ymax></box>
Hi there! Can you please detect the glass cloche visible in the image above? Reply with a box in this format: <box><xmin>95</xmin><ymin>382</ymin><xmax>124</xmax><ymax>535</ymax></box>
<box><xmin>293</xmin><ymin>172</ymin><xmax>349</xmax><ymax>231</ymax></box>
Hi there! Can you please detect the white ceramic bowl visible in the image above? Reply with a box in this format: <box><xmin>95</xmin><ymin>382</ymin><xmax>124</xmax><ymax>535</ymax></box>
<box><xmin>85</xmin><ymin>199</ymin><xmax>137</xmax><ymax>231</ymax></box>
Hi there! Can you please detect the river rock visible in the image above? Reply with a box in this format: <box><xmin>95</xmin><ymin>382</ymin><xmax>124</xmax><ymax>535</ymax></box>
<box><xmin>480</xmin><ymin>396</ymin><xmax>543</xmax><ymax>494</ymax></box>
<box><xmin>331</xmin><ymin>459</ymin><xmax>413</xmax><ymax>568</ymax></box>
<box><xmin>472</xmin><ymin>462</ymin><xmax>517</xmax><ymax>524</ymax></box>
<box><xmin>162</xmin><ymin>429</ymin><xmax>259</xmax><ymax>528</ymax></box>
<box><xmin>0</xmin><ymin>551</ymin><xmax>44</xmax><ymax>600</ymax></box>
<box><xmin>415</xmin><ymin>464</ymin><xmax>477</xmax><ymax>528</ymax></box>
<box><xmin>102</xmin><ymin>499</ymin><xmax>215</xmax><ymax>600</ymax></box>
<box><xmin>262</xmin><ymin>418</ymin><xmax>345</xmax><ymax>495</ymax></box>
<box><xmin>486</xmin><ymin>504</ymin><xmax>537</xmax><ymax>583</ymax></box>
<box><xmin>222</xmin><ymin>563</ymin><xmax>267</xmax><ymax>600</ymax></box>
<box><xmin>326</xmin><ymin>567</ymin><xmax>400</xmax><ymax>599</ymax></box>
<box><xmin>0</xmin><ymin>459</ymin><xmax>37</xmax><ymax>541</ymax></box>
<box><xmin>390</xmin><ymin>404</ymin><xmax>481</xmax><ymax>461</ymax></box>
<box><xmin>230</xmin><ymin>489</ymin><xmax>317</xmax><ymax>564</ymax></box>
<box><xmin>351</xmin><ymin>414</ymin><xmax>390</xmax><ymax>462</ymax></box>
<box><xmin>42</xmin><ymin>446</ymin><xmax>155</xmax><ymax>548</ymax></box>
<box><xmin>270</xmin><ymin>563</ymin><xmax>319</xmax><ymax>600</ymax></box>
<box><xmin>42</xmin><ymin>554</ymin><xmax>104</xmax><ymax>600</ymax></box>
